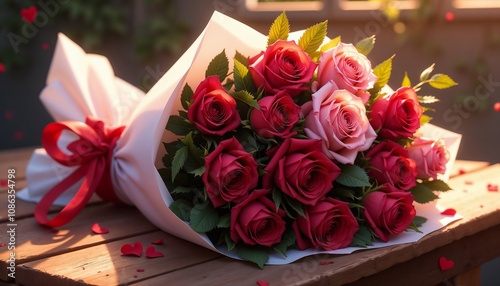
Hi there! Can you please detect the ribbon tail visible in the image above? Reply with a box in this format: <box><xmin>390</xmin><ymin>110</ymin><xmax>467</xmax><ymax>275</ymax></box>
<box><xmin>34</xmin><ymin>164</ymin><xmax>97</xmax><ymax>228</ymax></box>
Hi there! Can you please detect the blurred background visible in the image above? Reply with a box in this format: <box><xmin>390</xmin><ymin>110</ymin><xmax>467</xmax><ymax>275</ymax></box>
<box><xmin>0</xmin><ymin>0</ymin><xmax>499</xmax><ymax>283</ymax></box>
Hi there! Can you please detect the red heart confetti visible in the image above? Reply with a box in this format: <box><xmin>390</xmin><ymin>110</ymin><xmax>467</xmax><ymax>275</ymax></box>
<box><xmin>91</xmin><ymin>223</ymin><xmax>109</xmax><ymax>234</ymax></box>
<box><xmin>320</xmin><ymin>261</ymin><xmax>334</xmax><ymax>265</ymax></box>
<box><xmin>145</xmin><ymin>245</ymin><xmax>164</xmax><ymax>258</ymax></box>
<box><xmin>487</xmin><ymin>183</ymin><xmax>498</xmax><ymax>192</ymax></box>
<box><xmin>120</xmin><ymin>242</ymin><xmax>143</xmax><ymax>257</ymax></box>
<box><xmin>42</xmin><ymin>43</ymin><xmax>49</xmax><ymax>50</ymax></box>
<box><xmin>440</xmin><ymin>208</ymin><xmax>456</xmax><ymax>216</ymax></box>
<box><xmin>21</xmin><ymin>6</ymin><xmax>37</xmax><ymax>24</ymax></box>
<box><xmin>0</xmin><ymin>63</ymin><xmax>6</xmax><ymax>73</ymax></box>
<box><xmin>151</xmin><ymin>239</ymin><xmax>164</xmax><ymax>245</ymax></box>
<box><xmin>256</xmin><ymin>280</ymin><xmax>269</xmax><ymax>286</ymax></box>
<box><xmin>458</xmin><ymin>169</ymin><xmax>466</xmax><ymax>175</ymax></box>
<box><xmin>0</xmin><ymin>243</ymin><xmax>6</xmax><ymax>247</ymax></box>
<box><xmin>445</xmin><ymin>11</ymin><xmax>455</xmax><ymax>22</ymax></box>
<box><xmin>133</xmin><ymin>275</ymin><xmax>138</xmax><ymax>278</ymax></box>
<box><xmin>136</xmin><ymin>268</ymin><xmax>145</xmax><ymax>273</ymax></box>
<box><xmin>494</xmin><ymin>102</ymin><xmax>500</xmax><ymax>112</ymax></box>
<box><xmin>439</xmin><ymin>256</ymin><xmax>454</xmax><ymax>271</ymax></box>
<box><xmin>0</xmin><ymin>180</ymin><xmax>7</xmax><ymax>187</ymax></box>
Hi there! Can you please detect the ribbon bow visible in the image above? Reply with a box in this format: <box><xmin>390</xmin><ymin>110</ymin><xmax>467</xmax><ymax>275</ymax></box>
<box><xmin>35</xmin><ymin>116</ymin><xmax>125</xmax><ymax>227</ymax></box>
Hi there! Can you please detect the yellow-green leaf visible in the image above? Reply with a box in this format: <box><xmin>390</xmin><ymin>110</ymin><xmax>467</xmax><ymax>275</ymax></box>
<box><xmin>402</xmin><ymin>72</ymin><xmax>411</xmax><ymax>87</ymax></box>
<box><xmin>419</xmin><ymin>63</ymin><xmax>435</xmax><ymax>82</ymax></box>
<box><xmin>355</xmin><ymin>35</ymin><xmax>375</xmax><ymax>56</ymax></box>
<box><xmin>267</xmin><ymin>11</ymin><xmax>290</xmax><ymax>46</ymax></box>
<box><xmin>319</xmin><ymin>36</ymin><xmax>341</xmax><ymax>52</ymax></box>
<box><xmin>428</xmin><ymin>74</ymin><xmax>458</xmax><ymax>89</ymax></box>
<box><xmin>372</xmin><ymin>55</ymin><xmax>394</xmax><ymax>93</ymax></box>
<box><xmin>298</xmin><ymin>20</ymin><xmax>328</xmax><ymax>56</ymax></box>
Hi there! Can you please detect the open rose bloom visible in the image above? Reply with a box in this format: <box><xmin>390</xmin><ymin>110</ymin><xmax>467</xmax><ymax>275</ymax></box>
<box><xmin>19</xmin><ymin>12</ymin><xmax>462</xmax><ymax>264</ymax></box>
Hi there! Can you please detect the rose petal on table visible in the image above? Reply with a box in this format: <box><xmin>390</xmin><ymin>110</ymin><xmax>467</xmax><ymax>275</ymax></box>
<box><xmin>145</xmin><ymin>246</ymin><xmax>164</xmax><ymax>258</ymax></box>
<box><xmin>320</xmin><ymin>261</ymin><xmax>334</xmax><ymax>265</ymax></box>
<box><xmin>121</xmin><ymin>242</ymin><xmax>143</xmax><ymax>257</ymax></box>
<box><xmin>0</xmin><ymin>243</ymin><xmax>6</xmax><ymax>247</ymax></box>
<box><xmin>439</xmin><ymin>256</ymin><xmax>454</xmax><ymax>271</ymax></box>
<box><xmin>151</xmin><ymin>239</ymin><xmax>164</xmax><ymax>245</ymax></box>
<box><xmin>440</xmin><ymin>208</ymin><xmax>457</xmax><ymax>216</ymax></box>
<box><xmin>91</xmin><ymin>223</ymin><xmax>109</xmax><ymax>234</ymax></box>
<box><xmin>136</xmin><ymin>268</ymin><xmax>145</xmax><ymax>273</ymax></box>
<box><xmin>20</xmin><ymin>6</ymin><xmax>37</xmax><ymax>24</ymax></box>
<box><xmin>0</xmin><ymin>180</ymin><xmax>7</xmax><ymax>187</ymax></box>
<box><xmin>256</xmin><ymin>280</ymin><xmax>270</xmax><ymax>286</ymax></box>
<box><xmin>487</xmin><ymin>183</ymin><xmax>498</xmax><ymax>192</ymax></box>
<box><xmin>458</xmin><ymin>168</ymin><xmax>466</xmax><ymax>175</ymax></box>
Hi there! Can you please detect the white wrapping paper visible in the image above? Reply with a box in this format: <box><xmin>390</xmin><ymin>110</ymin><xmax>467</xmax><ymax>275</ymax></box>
<box><xmin>19</xmin><ymin>11</ymin><xmax>462</xmax><ymax>264</ymax></box>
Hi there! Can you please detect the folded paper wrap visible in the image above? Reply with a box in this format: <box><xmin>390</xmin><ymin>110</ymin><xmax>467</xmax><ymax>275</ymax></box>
<box><xmin>19</xmin><ymin>11</ymin><xmax>462</xmax><ymax>264</ymax></box>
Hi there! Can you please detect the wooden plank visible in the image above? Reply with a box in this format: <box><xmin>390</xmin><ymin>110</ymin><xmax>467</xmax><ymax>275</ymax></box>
<box><xmin>121</xmin><ymin>164</ymin><xmax>500</xmax><ymax>285</ymax></box>
<box><xmin>16</xmin><ymin>231</ymin><xmax>222</xmax><ymax>286</ymax></box>
<box><xmin>0</xmin><ymin>203</ymin><xmax>158</xmax><ymax>281</ymax></box>
<box><xmin>450</xmin><ymin>160</ymin><xmax>490</xmax><ymax>178</ymax></box>
<box><xmin>0</xmin><ymin>147</ymin><xmax>34</xmax><ymax>184</ymax></box>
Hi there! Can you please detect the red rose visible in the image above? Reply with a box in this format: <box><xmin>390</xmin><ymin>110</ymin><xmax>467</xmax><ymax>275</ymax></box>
<box><xmin>369</xmin><ymin>87</ymin><xmax>423</xmax><ymax>140</ymax></box>
<box><xmin>408</xmin><ymin>138</ymin><xmax>450</xmax><ymax>180</ymax></box>
<box><xmin>187</xmin><ymin>76</ymin><xmax>241</xmax><ymax>136</ymax></box>
<box><xmin>263</xmin><ymin>138</ymin><xmax>341</xmax><ymax>206</ymax></box>
<box><xmin>366</xmin><ymin>141</ymin><xmax>417</xmax><ymax>192</ymax></box>
<box><xmin>249</xmin><ymin>40</ymin><xmax>316</xmax><ymax>97</ymax></box>
<box><xmin>250</xmin><ymin>91</ymin><xmax>301</xmax><ymax>139</ymax></box>
<box><xmin>203</xmin><ymin>137</ymin><xmax>258</xmax><ymax>208</ymax></box>
<box><xmin>230</xmin><ymin>189</ymin><xmax>286</xmax><ymax>247</ymax></box>
<box><xmin>293</xmin><ymin>197</ymin><xmax>359</xmax><ymax>250</ymax></box>
<box><xmin>363</xmin><ymin>191</ymin><xmax>416</xmax><ymax>242</ymax></box>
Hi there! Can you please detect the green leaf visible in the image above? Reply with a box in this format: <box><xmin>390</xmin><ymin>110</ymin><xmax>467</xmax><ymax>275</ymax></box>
<box><xmin>189</xmin><ymin>166</ymin><xmax>206</xmax><ymax>177</ymax></box>
<box><xmin>422</xmin><ymin>179</ymin><xmax>452</xmax><ymax>192</ymax></box>
<box><xmin>171</xmin><ymin>186</ymin><xmax>194</xmax><ymax>194</ymax></box>
<box><xmin>272</xmin><ymin>188</ymin><xmax>283</xmax><ymax>213</ymax></box>
<box><xmin>236</xmin><ymin>246</ymin><xmax>269</xmax><ymax>269</ymax></box>
<box><xmin>190</xmin><ymin>203</ymin><xmax>219</xmax><ymax>232</ymax></box>
<box><xmin>181</xmin><ymin>83</ymin><xmax>193</xmax><ymax>110</ymax></box>
<box><xmin>169</xmin><ymin>199</ymin><xmax>193</xmax><ymax>221</ymax></box>
<box><xmin>272</xmin><ymin>228</ymin><xmax>295</xmax><ymax>256</ymax></box>
<box><xmin>355</xmin><ymin>35</ymin><xmax>375</xmax><ymax>56</ymax></box>
<box><xmin>267</xmin><ymin>11</ymin><xmax>290</xmax><ymax>46</ymax></box>
<box><xmin>336</xmin><ymin>165</ymin><xmax>371</xmax><ymax>187</ymax></box>
<box><xmin>234</xmin><ymin>59</ymin><xmax>256</xmax><ymax>93</ymax></box>
<box><xmin>217</xmin><ymin>213</ymin><xmax>231</xmax><ymax>228</ymax></box>
<box><xmin>205</xmin><ymin>49</ymin><xmax>229</xmax><ymax>83</ymax></box>
<box><xmin>234</xmin><ymin>50</ymin><xmax>249</xmax><ymax>67</ymax></box>
<box><xmin>349</xmin><ymin>225</ymin><xmax>373</xmax><ymax>247</ymax></box>
<box><xmin>171</xmin><ymin>146</ymin><xmax>189</xmax><ymax>181</ymax></box>
<box><xmin>231</xmin><ymin>90</ymin><xmax>259</xmax><ymax>109</ymax></box>
<box><xmin>298</xmin><ymin>20</ymin><xmax>328</xmax><ymax>56</ymax></box>
<box><xmin>428</xmin><ymin>74</ymin><xmax>458</xmax><ymax>89</ymax></box>
<box><xmin>320</xmin><ymin>36</ymin><xmax>341</xmax><ymax>52</ymax></box>
<box><xmin>166</xmin><ymin>115</ymin><xmax>193</xmax><ymax>136</ymax></box>
<box><xmin>410</xmin><ymin>183</ymin><xmax>440</xmax><ymax>204</ymax></box>
<box><xmin>407</xmin><ymin>223</ymin><xmax>423</xmax><ymax>233</ymax></box>
<box><xmin>419</xmin><ymin>63</ymin><xmax>435</xmax><ymax>82</ymax></box>
<box><xmin>284</xmin><ymin>195</ymin><xmax>306</xmax><ymax>218</ymax></box>
<box><xmin>412</xmin><ymin>215</ymin><xmax>428</xmax><ymax>227</ymax></box>
<box><xmin>420</xmin><ymin>114</ymin><xmax>432</xmax><ymax>126</ymax></box>
<box><xmin>402</xmin><ymin>72</ymin><xmax>411</xmax><ymax>87</ymax></box>
<box><xmin>371</xmin><ymin>55</ymin><xmax>394</xmax><ymax>93</ymax></box>
<box><xmin>225</xmin><ymin>232</ymin><xmax>236</xmax><ymax>252</ymax></box>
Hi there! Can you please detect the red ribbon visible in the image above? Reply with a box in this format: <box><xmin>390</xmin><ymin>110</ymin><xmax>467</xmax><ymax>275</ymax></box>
<box><xmin>35</xmin><ymin>116</ymin><xmax>125</xmax><ymax>227</ymax></box>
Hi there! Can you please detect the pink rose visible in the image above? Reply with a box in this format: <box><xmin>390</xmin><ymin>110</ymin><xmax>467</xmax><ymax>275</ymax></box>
<box><xmin>203</xmin><ymin>137</ymin><xmax>258</xmax><ymax>208</ymax></box>
<box><xmin>316</xmin><ymin>43</ymin><xmax>377</xmax><ymax>104</ymax></box>
<box><xmin>363</xmin><ymin>191</ymin><xmax>416</xmax><ymax>242</ymax></box>
<box><xmin>302</xmin><ymin>81</ymin><xmax>377</xmax><ymax>164</ymax></box>
<box><xmin>366</xmin><ymin>141</ymin><xmax>418</xmax><ymax>192</ymax></box>
<box><xmin>369</xmin><ymin>87</ymin><xmax>423</xmax><ymax>140</ymax></box>
<box><xmin>263</xmin><ymin>138</ymin><xmax>341</xmax><ymax>206</ymax></box>
<box><xmin>187</xmin><ymin>76</ymin><xmax>241</xmax><ymax>136</ymax></box>
<box><xmin>249</xmin><ymin>40</ymin><xmax>316</xmax><ymax>97</ymax></box>
<box><xmin>293</xmin><ymin>197</ymin><xmax>359</xmax><ymax>250</ymax></box>
<box><xmin>230</xmin><ymin>189</ymin><xmax>286</xmax><ymax>247</ymax></box>
<box><xmin>408</xmin><ymin>138</ymin><xmax>450</xmax><ymax>179</ymax></box>
<box><xmin>250</xmin><ymin>91</ymin><xmax>301</xmax><ymax>139</ymax></box>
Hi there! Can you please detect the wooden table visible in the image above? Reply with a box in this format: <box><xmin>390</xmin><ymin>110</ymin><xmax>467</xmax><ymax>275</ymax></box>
<box><xmin>0</xmin><ymin>148</ymin><xmax>499</xmax><ymax>286</ymax></box>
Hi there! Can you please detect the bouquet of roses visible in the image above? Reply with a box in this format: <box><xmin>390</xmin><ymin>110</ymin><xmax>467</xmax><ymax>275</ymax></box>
<box><xmin>160</xmin><ymin>12</ymin><xmax>457</xmax><ymax>267</ymax></box>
